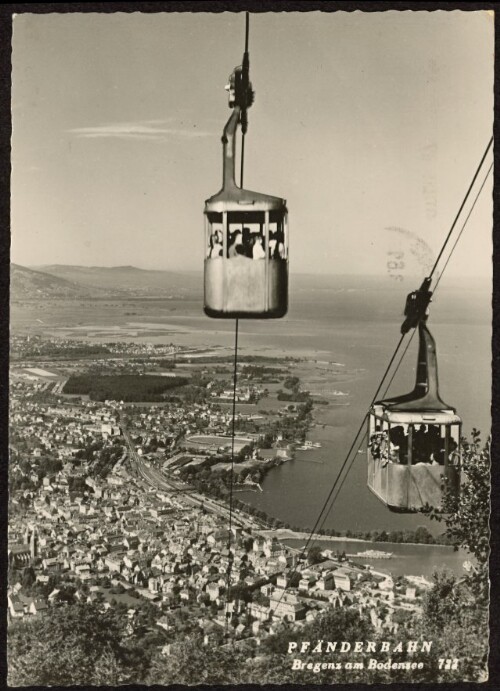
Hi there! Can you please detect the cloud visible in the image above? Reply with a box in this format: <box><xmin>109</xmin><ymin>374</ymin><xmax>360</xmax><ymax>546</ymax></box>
<box><xmin>68</xmin><ymin>120</ymin><xmax>213</xmax><ymax>141</ymax></box>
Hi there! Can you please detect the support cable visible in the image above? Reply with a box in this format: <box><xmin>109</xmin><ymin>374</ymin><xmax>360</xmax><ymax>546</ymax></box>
<box><xmin>274</xmin><ymin>333</ymin><xmax>406</xmax><ymax>602</ymax></box>
<box><xmin>274</xmin><ymin>144</ymin><xmax>493</xmax><ymax>607</ymax></box>
<box><xmin>225</xmin><ymin>11</ymin><xmax>249</xmax><ymax>638</ymax></box>
<box><xmin>240</xmin><ymin>135</ymin><xmax>246</xmax><ymax>188</ymax></box>
<box><xmin>316</xmin><ymin>334</ymin><xmax>416</xmax><ymax>535</ymax></box>
<box><xmin>244</xmin><ymin>10</ymin><xmax>249</xmax><ymax>53</ymax></box>
<box><xmin>433</xmin><ymin>161</ymin><xmax>493</xmax><ymax>292</ymax></box>
<box><xmin>225</xmin><ymin>318</ymin><xmax>239</xmax><ymax>634</ymax></box>
<box><xmin>308</xmin><ymin>154</ymin><xmax>492</xmax><ymax>537</ymax></box>
<box><xmin>240</xmin><ymin>12</ymin><xmax>249</xmax><ymax>188</ymax></box>
<box><xmin>429</xmin><ymin>137</ymin><xmax>493</xmax><ymax>280</ymax></box>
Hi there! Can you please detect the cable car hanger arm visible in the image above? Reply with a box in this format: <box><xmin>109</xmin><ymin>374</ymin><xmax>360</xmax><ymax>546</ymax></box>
<box><xmin>221</xmin><ymin>107</ymin><xmax>242</xmax><ymax>191</ymax></box>
<box><xmin>221</xmin><ymin>14</ymin><xmax>253</xmax><ymax>192</ymax></box>
<box><xmin>221</xmin><ymin>57</ymin><xmax>254</xmax><ymax>191</ymax></box>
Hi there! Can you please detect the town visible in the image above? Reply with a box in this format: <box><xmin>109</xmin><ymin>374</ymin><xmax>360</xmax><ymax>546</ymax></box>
<box><xmin>8</xmin><ymin>335</ymin><xmax>430</xmax><ymax>653</ymax></box>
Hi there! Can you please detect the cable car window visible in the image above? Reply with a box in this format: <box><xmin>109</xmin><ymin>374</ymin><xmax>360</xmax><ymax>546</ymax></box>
<box><xmin>248</xmin><ymin>223</ymin><xmax>266</xmax><ymax>259</ymax></box>
<box><xmin>448</xmin><ymin>424</ymin><xmax>460</xmax><ymax>465</ymax></box>
<box><xmin>369</xmin><ymin>419</ymin><xmax>393</xmax><ymax>465</ymax></box>
<box><xmin>269</xmin><ymin>214</ymin><xmax>287</xmax><ymax>259</ymax></box>
<box><xmin>228</xmin><ymin>225</ymin><xmax>261</xmax><ymax>258</ymax></box>
<box><xmin>227</xmin><ymin>223</ymin><xmax>244</xmax><ymax>257</ymax></box>
<box><xmin>410</xmin><ymin>423</ymin><xmax>444</xmax><ymax>465</ymax></box>
<box><xmin>208</xmin><ymin>226</ymin><xmax>224</xmax><ymax>258</ymax></box>
<box><xmin>206</xmin><ymin>213</ymin><xmax>224</xmax><ymax>259</ymax></box>
<box><xmin>388</xmin><ymin>423</ymin><xmax>409</xmax><ymax>464</ymax></box>
<box><xmin>227</xmin><ymin>213</ymin><xmax>266</xmax><ymax>259</ymax></box>
<box><xmin>228</xmin><ymin>223</ymin><xmax>266</xmax><ymax>259</ymax></box>
<box><xmin>368</xmin><ymin>415</ymin><xmax>378</xmax><ymax>438</ymax></box>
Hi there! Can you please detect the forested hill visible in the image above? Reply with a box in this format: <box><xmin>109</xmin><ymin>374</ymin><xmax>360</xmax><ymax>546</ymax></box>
<box><xmin>31</xmin><ymin>264</ymin><xmax>201</xmax><ymax>299</ymax></box>
<box><xmin>10</xmin><ymin>264</ymin><xmax>106</xmax><ymax>300</ymax></box>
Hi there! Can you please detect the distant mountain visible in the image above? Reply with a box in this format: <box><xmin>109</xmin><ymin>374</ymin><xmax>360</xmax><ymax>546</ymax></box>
<box><xmin>30</xmin><ymin>264</ymin><xmax>202</xmax><ymax>298</ymax></box>
<box><xmin>10</xmin><ymin>264</ymin><xmax>109</xmax><ymax>301</ymax></box>
<box><xmin>13</xmin><ymin>263</ymin><xmax>490</xmax><ymax>307</ymax></box>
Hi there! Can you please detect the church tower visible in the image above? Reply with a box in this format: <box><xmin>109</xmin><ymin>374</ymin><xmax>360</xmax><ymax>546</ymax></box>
<box><xmin>29</xmin><ymin>527</ymin><xmax>39</xmax><ymax>559</ymax></box>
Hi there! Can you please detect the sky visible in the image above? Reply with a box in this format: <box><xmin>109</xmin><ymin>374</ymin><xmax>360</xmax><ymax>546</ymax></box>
<box><xmin>11</xmin><ymin>10</ymin><xmax>494</xmax><ymax>277</ymax></box>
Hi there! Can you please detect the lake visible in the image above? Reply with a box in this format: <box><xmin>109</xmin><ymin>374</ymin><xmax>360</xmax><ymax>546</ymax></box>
<box><xmin>281</xmin><ymin>538</ymin><xmax>470</xmax><ymax>579</ymax></box>
<box><xmin>14</xmin><ymin>273</ymin><xmax>490</xmax><ymax>566</ymax></box>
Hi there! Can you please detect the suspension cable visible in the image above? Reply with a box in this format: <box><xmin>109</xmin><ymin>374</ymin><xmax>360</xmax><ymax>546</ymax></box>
<box><xmin>315</xmin><ymin>158</ymin><xmax>493</xmax><ymax>535</ymax></box>
<box><xmin>274</xmin><ymin>141</ymin><xmax>493</xmax><ymax>606</ymax></box>
<box><xmin>316</xmin><ymin>332</ymin><xmax>417</xmax><ymax>535</ymax></box>
<box><xmin>429</xmin><ymin>136</ymin><xmax>493</xmax><ymax>280</ymax></box>
<box><xmin>240</xmin><ymin>12</ymin><xmax>249</xmax><ymax>188</ymax></box>
<box><xmin>240</xmin><ymin>136</ymin><xmax>246</xmax><ymax>189</ymax></box>
<box><xmin>225</xmin><ymin>11</ymin><xmax>249</xmax><ymax>637</ymax></box>
<box><xmin>433</xmin><ymin>161</ymin><xmax>493</xmax><ymax>291</ymax></box>
<box><xmin>273</xmin><ymin>333</ymin><xmax>406</xmax><ymax>600</ymax></box>
<box><xmin>244</xmin><ymin>10</ymin><xmax>249</xmax><ymax>53</ymax></box>
<box><xmin>225</xmin><ymin>318</ymin><xmax>239</xmax><ymax>634</ymax></box>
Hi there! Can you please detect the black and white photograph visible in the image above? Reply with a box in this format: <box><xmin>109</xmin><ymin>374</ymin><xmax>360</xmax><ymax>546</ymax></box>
<box><xmin>6</xmin><ymin>6</ymin><xmax>494</xmax><ymax>685</ymax></box>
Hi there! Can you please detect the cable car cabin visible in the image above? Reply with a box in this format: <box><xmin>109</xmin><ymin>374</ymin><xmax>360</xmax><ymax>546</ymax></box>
<box><xmin>204</xmin><ymin>199</ymin><xmax>288</xmax><ymax>318</ymax></box>
<box><xmin>367</xmin><ymin>321</ymin><xmax>461</xmax><ymax>513</ymax></box>
<box><xmin>204</xmin><ymin>101</ymin><xmax>288</xmax><ymax>319</ymax></box>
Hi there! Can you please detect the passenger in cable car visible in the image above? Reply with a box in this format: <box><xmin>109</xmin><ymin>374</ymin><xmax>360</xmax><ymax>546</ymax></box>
<box><xmin>388</xmin><ymin>425</ymin><xmax>408</xmax><ymax>464</ymax></box>
<box><xmin>252</xmin><ymin>234</ymin><xmax>265</xmax><ymax>259</ymax></box>
<box><xmin>448</xmin><ymin>436</ymin><xmax>459</xmax><ymax>465</ymax></box>
<box><xmin>209</xmin><ymin>229</ymin><xmax>223</xmax><ymax>258</ymax></box>
<box><xmin>269</xmin><ymin>230</ymin><xmax>285</xmax><ymax>259</ymax></box>
<box><xmin>426</xmin><ymin>426</ymin><xmax>444</xmax><ymax>465</ymax></box>
<box><xmin>228</xmin><ymin>230</ymin><xmax>243</xmax><ymax>257</ymax></box>
<box><xmin>449</xmin><ymin>440</ymin><xmax>460</xmax><ymax>466</ymax></box>
<box><xmin>388</xmin><ymin>440</ymin><xmax>399</xmax><ymax>464</ymax></box>
<box><xmin>412</xmin><ymin>425</ymin><xmax>429</xmax><ymax>464</ymax></box>
<box><xmin>241</xmin><ymin>227</ymin><xmax>253</xmax><ymax>257</ymax></box>
<box><xmin>269</xmin><ymin>232</ymin><xmax>277</xmax><ymax>258</ymax></box>
<box><xmin>410</xmin><ymin>424</ymin><xmax>444</xmax><ymax>465</ymax></box>
<box><xmin>368</xmin><ymin>426</ymin><xmax>388</xmax><ymax>463</ymax></box>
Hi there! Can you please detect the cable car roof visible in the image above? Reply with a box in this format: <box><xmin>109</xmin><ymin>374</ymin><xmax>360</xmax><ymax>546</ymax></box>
<box><xmin>205</xmin><ymin>186</ymin><xmax>287</xmax><ymax>213</ymax></box>
<box><xmin>371</xmin><ymin>407</ymin><xmax>461</xmax><ymax>425</ymax></box>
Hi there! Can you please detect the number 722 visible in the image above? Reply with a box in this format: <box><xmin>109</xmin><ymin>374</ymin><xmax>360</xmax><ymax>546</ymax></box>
<box><xmin>438</xmin><ymin>659</ymin><xmax>459</xmax><ymax>670</ymax></box>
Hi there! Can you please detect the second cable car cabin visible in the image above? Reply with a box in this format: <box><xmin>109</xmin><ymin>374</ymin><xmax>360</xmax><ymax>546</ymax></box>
<box><xmin>367</xmin><ymin>319</ymin><xmax>461</xmax><ymax>513</ymax></box>
<box><xmin>204</xmin><ymin>65</ymin><xmax>288</xmax><ymax>319</ymax></box>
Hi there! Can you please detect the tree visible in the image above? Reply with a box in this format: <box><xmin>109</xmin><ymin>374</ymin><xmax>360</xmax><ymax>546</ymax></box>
<box><xmin>414</xmin><ymin>525</ymin><xmax>434</xmax><ymax>544</ymax></box>
<box><xmin>147</xmin><ymin>636</ymin><xmax>248</xmax><ymax>685</ymax></box>
<box><xmin>427</xmin><ymin>430</ymin><xmax>490</xmax><ymax>603</ymax></box>
<box><xmin>413</xmin><ymin>430</ymin><xmax>491</xmax><ymax>681</ymax></box>
<box><xmin>283</xmin><ymin>376</ymin><xmax>299</xmax><ymax>390</ymax></box>
<box><xmin>307</xmin><ymin>544</ymin><xmax>324</xmax><ymax>565</ymax></box>
<box><xmin>91</xmin><ymin>647</ymin><xmax>125</xmax><ymax>686</ymax></box>
<box><xmin>7</xmin><ymin>603</ymin><xmax>137</xmax><ymax>686</ymax></box>
<box><xmin>255</xmin><ymin>608</ymin><xmax>375</xmax><ymax>683</ymax></box>
<box><xmin>21</xmin><ymin>566</ymin><xmax>36</xmax><ymax>590</ymax></box>
<box><xmin>411</xmin><ymin>570</ymin><xmax>489</xmax><ymax>682</ymax></box>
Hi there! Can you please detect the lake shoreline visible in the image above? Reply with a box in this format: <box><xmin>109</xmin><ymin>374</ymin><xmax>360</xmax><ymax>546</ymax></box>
<box><xmin>263</xmin><ymin>528</ymin><xmax>454</xmax><ymax>550</ymax></box>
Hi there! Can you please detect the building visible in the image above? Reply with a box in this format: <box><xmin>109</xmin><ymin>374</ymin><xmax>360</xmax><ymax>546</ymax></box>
<box><xmin>317</xmin><ymin>571</ymin><xmax>335</xmax><ymax>591</ymax></box>
<box><xmin>269</xmin><ymin>589</ymin><xmax>306</xmax><ymax>622</ymax></box>
<box><xmin>333</xmin><ymin>569</ymin><xmax>352</xmax><ymax>592</ymax></box>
